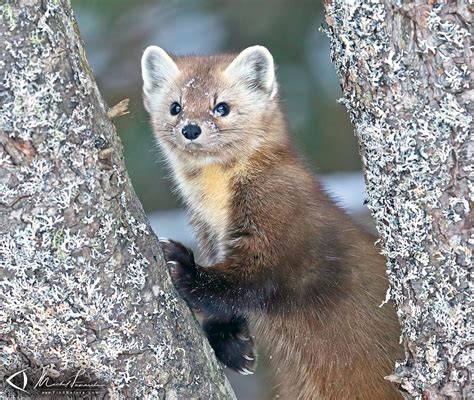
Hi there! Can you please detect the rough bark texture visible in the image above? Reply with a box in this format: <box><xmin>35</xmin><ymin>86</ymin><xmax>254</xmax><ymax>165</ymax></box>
<box><xmin>0</xmin><ymin>1</ymin><xmax>235</xmax><ymax>398</ymax></box>
<box><xmin>324</xmin><ymin>1</ymin><xmax>471</xmax><ymax>399</ymax></box>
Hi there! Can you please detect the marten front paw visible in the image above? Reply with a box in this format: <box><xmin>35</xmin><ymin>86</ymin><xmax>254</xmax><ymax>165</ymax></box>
<box><xmin>159</xmin><ymin>238</ymin><xmax>199</xmax><ymax>305</ymax></box>
<box><xmin>203</xmin><ymin>316</ymin><xmax>257</xmax><ymax>375</ymax></box>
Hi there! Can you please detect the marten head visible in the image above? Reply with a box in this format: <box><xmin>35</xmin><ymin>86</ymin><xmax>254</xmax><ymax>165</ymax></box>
<box><xmin>141</xmin><ymin>46</ymin><xmax>283</xmax><ymax>167</ymax></box>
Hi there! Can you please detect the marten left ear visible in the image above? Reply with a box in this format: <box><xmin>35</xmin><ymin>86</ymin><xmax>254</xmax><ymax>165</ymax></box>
<box><xmin>141</xmin><ymin>46</ymin><xmax>179</xmax><ymax>112</ymax></box>
<box><xmin>225</xmin><ymin>46</ymin><xmax>277</xmax><ymax>98</ymax></box>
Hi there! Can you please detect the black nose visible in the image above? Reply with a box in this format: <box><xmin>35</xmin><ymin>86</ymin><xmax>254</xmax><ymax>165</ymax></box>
<box><xmin>181</xmin><ymin>124</ymin><xmax>202</xmax><ymax>140</ymax></box>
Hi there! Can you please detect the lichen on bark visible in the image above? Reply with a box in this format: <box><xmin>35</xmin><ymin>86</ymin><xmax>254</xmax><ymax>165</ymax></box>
<box><xmin>0</xmin><ymin>1</ymin><xmax>235</xmax><ymax>398</ymax></box>
<box><xmin>324</xmin><ymin>1</ymin><xmax>471</xmax><ymax>398</ymax></box>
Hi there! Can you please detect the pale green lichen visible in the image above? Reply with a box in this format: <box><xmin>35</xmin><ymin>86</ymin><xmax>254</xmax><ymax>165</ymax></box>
<box><xmin>0</xmin><ymin>4</ymin><xmax>17</xmax><ymax>30</ymax></box>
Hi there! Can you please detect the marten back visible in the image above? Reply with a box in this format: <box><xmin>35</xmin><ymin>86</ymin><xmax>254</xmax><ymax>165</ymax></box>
<box><xmin>142</xmin><ymin>45</ymin><xmax>403</xmax><ymax>399</ymax></box>
<box><xmin>225</xmin><ymin>146</ymin><xmax>402</xmax><ymax>399</ymax></box>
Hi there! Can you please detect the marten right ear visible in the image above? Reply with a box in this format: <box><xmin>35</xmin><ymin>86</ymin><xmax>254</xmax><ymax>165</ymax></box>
<box><xmin>225</xmin><ymin>46</ymin><xmax>277</xmax><ymax>98</ymax></box>
<box><xmin>141</xmin><ymin>46</ymin><xmax>179</xmax><ymax>112</ymax></box>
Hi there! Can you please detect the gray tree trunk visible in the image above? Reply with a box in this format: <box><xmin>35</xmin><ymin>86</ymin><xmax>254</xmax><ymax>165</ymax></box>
<box><xmin>0</xmin><ymin>1</ymin><xmax>235</xmax><ymax>398</ymax></box>
<box><xmin>324</xmin><ymin>1</ymin><xmax>472</xmax><ymax>399</ymax></box>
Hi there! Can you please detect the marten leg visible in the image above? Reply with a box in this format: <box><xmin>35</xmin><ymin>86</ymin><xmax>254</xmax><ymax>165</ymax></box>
<box><xmin>160</xmin><ymin>238</ymin><xmax>257</xmax><ymax>373</ymax></box>
<box><xmin>159</xmin><ymin>238</ymin><xmax>278</xmax><ymax>316</ymax></box>
<box><xmin>203</xmin><ymin>315</ymin><xmax>256</xmax><ymax>374</ymax></box>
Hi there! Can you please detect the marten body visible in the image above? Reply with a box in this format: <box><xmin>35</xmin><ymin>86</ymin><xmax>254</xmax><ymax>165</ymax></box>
<box><xmin>141</xmin><ymin>46</ymin><xmax>403</xmax><ymax>399</ymax></box>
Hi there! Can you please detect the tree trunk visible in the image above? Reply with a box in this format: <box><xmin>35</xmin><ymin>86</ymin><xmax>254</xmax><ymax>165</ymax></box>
<box><xmin>324</xmin><ymin>1</ymin><xmax>471</xmax><ymax>399</ymax></box>
<box><xmin>0</xmin><ymin>1</ymin><xmax>235</xmax><ymax>398</ymax></box>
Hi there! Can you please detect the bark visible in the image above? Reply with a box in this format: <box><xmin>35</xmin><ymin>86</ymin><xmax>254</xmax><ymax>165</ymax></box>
<box><xmin>323</xmin><ymin>1</ymin><xmax>471</xmax><ymax>399</ymax></box>
<box><xmin>0</xmin><ymin>1</ymin><xmax>235</xmax><ymax>398</ymax></box>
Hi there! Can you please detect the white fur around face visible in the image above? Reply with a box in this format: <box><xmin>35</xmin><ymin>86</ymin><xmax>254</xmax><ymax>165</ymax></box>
<box><xmin>224</xmin><ymin>45</ymin><xmax>277</xmax><ymax>98</ymax></box>
<box><xmin>141</xmin><ymin>46</ymin><xmax>180</xmax><ymax>111</ymax></box>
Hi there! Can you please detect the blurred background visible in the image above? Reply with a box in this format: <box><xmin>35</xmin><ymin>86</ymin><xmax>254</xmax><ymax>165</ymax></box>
<box><xmin>73</xmin><ymin>1</ymin><xmax>367</xmax><ymax>398</ymax></box>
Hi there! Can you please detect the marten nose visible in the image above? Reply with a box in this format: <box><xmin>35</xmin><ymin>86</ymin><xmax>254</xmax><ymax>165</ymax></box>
<box><xmin>181</xmin><ymin>124</ymin><xmax>202</xmax><ymax>141</ymax></box>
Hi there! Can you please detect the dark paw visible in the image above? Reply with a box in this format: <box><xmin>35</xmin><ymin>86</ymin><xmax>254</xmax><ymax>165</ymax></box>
<box><xmin>159</xmin><ymin>238</ymin><xmax>198</xmax><ymax>302</ymax></box>
<box><xmin>159</xmin><ymin>238</ymin><xmax>195</xmax><ymax>267</ymax></box>
<box><xmin>203</xmin><ymin>316</ymin><xmax>256</xmax><ymax>375</ymax></box>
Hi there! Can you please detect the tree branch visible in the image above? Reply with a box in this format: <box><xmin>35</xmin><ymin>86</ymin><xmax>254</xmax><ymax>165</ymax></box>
<box><xmin>0</xmin><ymin>1</ymin><xmax>235</xmax><ymax>398</ymax></box>
<box><xmin>324</xmin><ymin>1</ymin><xmax>471</xmax><ymax>398</ymax></box>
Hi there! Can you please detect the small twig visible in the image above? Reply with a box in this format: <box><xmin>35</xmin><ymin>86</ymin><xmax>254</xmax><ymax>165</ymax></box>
<box><xmin>98</xmin><ymin>147</ymin><xmax>114</xmax><ymax>160</ymax></box>
<box><xmin>107</xmin><ymin>99</ymin><xmax>130</xmax><ymax>119</ymax></box>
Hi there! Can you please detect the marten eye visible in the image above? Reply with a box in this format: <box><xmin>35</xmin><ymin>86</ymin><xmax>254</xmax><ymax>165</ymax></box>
<box><xmin>170</xmin><ymin>102</ymin><xmax>181</xmax><ymax>116</ymax></box>
<box><xmin>213</xmin><ymin>102</ymin><xmax>230</xmax><ymax>117</ymax></box>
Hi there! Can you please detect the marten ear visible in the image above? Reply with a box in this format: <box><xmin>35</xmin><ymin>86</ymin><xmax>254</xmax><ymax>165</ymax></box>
<box><xmin>225</xmin><ymin>45</ymin><xmax>277</xmax><ymax>98</ymax></box>
<box><xmin>141</xmin><ymin>46</ymin><xmax>179</xmax><ymax>111</ymax></box>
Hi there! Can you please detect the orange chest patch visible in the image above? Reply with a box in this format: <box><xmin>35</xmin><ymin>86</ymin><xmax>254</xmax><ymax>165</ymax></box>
<box><xmin>198</xmin><ymin>164</ymin><xmax>232</xmax><ymax>235</ymax></box>
<box><xmin>176</xmin><ymin>163</ymin><xmax>246</xmax><ymax>240</ymax></box>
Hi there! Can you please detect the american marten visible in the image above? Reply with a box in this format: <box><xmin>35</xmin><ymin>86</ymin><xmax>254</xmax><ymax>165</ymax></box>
<box><xmin>141</xmin><ymin>45</ymin><xmax>403</xmax><ymax>399</ymax></box>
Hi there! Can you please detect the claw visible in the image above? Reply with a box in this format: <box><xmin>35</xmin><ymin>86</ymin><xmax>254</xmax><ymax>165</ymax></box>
<box><xmin>238</xmin><ymin>368</ymin><xmax>255</xmax><ymax>375</ymax></box>
<box><xmin>243</xmin><ymin>354</ymin><xmax>254</xmax><ymax>361</ymax></box>
<box><xmin>236</xmin><ymin>333</ymin><xmax>250</xmax><ymax>341</ymax></box>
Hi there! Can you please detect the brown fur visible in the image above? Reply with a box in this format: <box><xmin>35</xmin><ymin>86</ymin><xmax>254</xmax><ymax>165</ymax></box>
<box><xmin>143</xmin><ymin>47</ymin><xmax>403</xmax><ymax>399</ymax></box>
